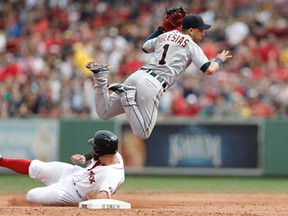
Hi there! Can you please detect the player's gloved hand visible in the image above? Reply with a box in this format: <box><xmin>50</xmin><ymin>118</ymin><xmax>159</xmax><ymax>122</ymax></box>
<box><xmin>160</xmin><ymin>7</ymin><xmax>187</xmax><ymax>32</ymax></box>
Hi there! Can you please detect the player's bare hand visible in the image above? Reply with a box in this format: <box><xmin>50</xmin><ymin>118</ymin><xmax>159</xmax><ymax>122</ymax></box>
<box><xmin>71</xmin><ymin>154</ymin><xmax>86</xmax><ymax>164</ymax></box>
<box><xmin>216</xmin><ymin>50</ymin><xmax>232</xmax><ymax>62</ymax></box>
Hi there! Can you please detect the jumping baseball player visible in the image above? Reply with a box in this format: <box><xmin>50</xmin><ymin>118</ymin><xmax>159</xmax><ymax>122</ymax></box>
<box><xmin>0</xmin><ymin>130</ymin><xmax>125</xmax><ymax>205</ymax></box>
<box><xmin>86</xmin><ymin>8</ymin><xmax>232</xmax><ymax>140</ymax></box>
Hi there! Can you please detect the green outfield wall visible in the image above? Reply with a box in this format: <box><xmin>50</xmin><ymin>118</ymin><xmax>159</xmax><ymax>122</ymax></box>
<box><xmin>264</xmin><ymin>120</ymin><xmax>288</xmax><ymax>176</ymax></box>
<box><xmin>1</xmin><ymin>118</ymin><xmax>288</xmax><ymax>176</ymax></box>
<box><xmin>59</xmin><ymin>119</ymin><xmax>115</xmax><ymax>163</ymax></box>
<box><xmin>58</xmin><ymin>118</ymin><xmax>288</xmax><ymax>176</ymax></box>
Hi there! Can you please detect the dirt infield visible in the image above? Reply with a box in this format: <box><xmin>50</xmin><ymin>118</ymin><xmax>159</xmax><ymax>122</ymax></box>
<box><xmin>1</xmin><ymin>193</ymin><xmax>288</xmax><ymax>216</ymax></box>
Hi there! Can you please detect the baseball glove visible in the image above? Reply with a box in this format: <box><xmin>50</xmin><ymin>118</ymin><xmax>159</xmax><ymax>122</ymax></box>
<box><xmin>160</xmin><ymin>7</ymin><xmax>187</xmax><ymax>32</ymax></box>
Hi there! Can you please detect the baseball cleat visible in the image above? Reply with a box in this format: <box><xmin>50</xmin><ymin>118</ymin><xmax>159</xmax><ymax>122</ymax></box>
<box><xmin>86</xmin><ymin>61</ymin><xmax>109</xmax><ymax>74</ymax></box>
<box><xmin>108</xmin><ymin>83</ymin><xmax>136</xmax><ymax>95</ymax></box>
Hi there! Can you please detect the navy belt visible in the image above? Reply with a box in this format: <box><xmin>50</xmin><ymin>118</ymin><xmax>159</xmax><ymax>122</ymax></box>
<box><xmin>141</xmin><ymin>67</ymin><xmax>168</xmax><ymax>91</ymax></box>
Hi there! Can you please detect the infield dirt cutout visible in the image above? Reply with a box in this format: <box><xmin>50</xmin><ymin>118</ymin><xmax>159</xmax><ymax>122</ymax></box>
<box><xmin>1</xmin><ymin>193</ymin><xmax>288</xmax><ymax>215</ymax></box>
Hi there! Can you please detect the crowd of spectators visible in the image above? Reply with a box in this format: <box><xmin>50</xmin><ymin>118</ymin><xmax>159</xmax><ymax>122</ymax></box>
<box><xmin>0</xmin><ymin>0</ymin><xmax>288</xmax><ymax>119</ymax></box>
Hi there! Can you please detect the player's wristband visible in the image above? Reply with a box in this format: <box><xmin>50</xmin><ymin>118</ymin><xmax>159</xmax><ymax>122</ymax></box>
<box><xmin>214</xmin><ymin>58</ymin><xmax>223</xmax><ymax>67</ymax></box>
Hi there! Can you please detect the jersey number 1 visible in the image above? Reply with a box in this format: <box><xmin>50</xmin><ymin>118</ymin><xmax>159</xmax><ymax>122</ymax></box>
<box><xmin>159</xmin><ymin>44</ymin><xmax>169</xmax><ymax>65</ymax></box>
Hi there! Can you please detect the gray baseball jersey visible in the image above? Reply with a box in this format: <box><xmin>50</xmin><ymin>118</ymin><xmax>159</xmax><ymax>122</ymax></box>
<box><xmin>92</xmin><ymin>30</ymin><xmax>210</xmax><ymax>139</ymax></box>
<box><xmin>26</xmin><ymin>152</ymin><xmax>124</xmax><ymax>205</ymax></box>
<box><xmin>142</xmin><ymin>30</ymin><xmax>209</xmax><ymax>86</ymax></box>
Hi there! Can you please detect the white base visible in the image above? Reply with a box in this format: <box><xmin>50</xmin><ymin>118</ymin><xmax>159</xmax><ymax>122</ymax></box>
<box><xmin>79</xmin><ymin>199</ymin><xmax>131</xmax><ymax>209</ymax></box>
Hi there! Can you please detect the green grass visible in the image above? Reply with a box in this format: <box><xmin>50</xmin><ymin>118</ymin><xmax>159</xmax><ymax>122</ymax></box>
<box><xmin>1</xmin><ymin>175</ymin><xmax>288</xmax><ymax>194</ymax></box>
<box><xmin>122</xmin><ymin>176</ymin><xmax>288</xmax><ymax>193</ymax></box>
<box><xmin>0</xmin><ymin>175</ymin><xmax>44</xmax><ymax>194</ymax></box>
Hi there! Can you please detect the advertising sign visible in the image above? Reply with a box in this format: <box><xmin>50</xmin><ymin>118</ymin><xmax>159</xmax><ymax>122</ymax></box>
<box><xmin>0</xmin><ymin>119</ymin><xmax>59</xmax><ymax>163</ymax></box>
<box><xmin>120</xmin><ymin>120</ymin><xmax>261</xmax><ymax>175</ymax></box>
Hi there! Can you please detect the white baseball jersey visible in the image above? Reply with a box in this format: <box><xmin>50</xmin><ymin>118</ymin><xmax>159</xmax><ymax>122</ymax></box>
<box><xmin>26</xmin><ymin>152</ymin><xmax>124</xmax><ymax>205</ymax></box>
<box><xmin>92</xmin><ymin>30</ymin><xmax>210</xmax><ymax>139</ymax></box>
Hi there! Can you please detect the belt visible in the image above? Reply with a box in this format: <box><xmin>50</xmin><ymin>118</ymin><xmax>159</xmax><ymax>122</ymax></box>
<box><xmin>141</xmin><ymin>67</ymin><xmax>168</xmax><ymax>91</ymax></box>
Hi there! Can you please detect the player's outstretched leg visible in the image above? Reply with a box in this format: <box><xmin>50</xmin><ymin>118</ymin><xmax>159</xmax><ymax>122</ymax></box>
<box><xmin>0</xmin><ymin>155</ymin><xmax>31</xmax><ymax>174</ymax></box>
<box><xmin>108</xmin><ymin>82</ymin><xmax>151</xmax><ymax>139</ymax></box>
<box><xmin>86</xmin><ymin>62</ymin><xmax>125</xmax><ymax>120</ymax></box>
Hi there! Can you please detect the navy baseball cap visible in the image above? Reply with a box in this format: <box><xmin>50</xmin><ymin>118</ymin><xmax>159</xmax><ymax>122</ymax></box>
<box><xmin>182</xmin><ymin>14</ymin><xmax>211</xmax><ymax>30</ymax></box>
